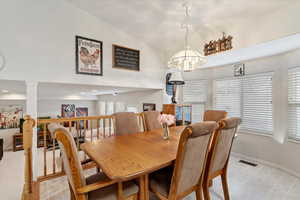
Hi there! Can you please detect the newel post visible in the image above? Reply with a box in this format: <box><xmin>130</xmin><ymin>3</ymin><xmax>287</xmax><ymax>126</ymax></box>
<box><xmin>22</xmin><ymin>115</ymin><xmax>35</xmax><ymax>200</ymax></box>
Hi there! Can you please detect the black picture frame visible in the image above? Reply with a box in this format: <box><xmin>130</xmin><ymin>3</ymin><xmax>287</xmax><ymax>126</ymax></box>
<box><xmin>76</xmin><ymin>36</ymin><xmax>103</xmax><ymax>76</ymax></box>
<box><xmin>143</xmin><ymin>103</ymin><xmax>156</xmax><ymax>111</ymax></box>
<box><xmin>112</xmin><ymin>44</ymin><xmax>140</xmax><ymax>71</ymax></box>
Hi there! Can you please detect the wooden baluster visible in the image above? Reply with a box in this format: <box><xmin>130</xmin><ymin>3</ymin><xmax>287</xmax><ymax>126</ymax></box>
<box><xmin>84</xmin><ymin>120</ymin><xmax>87</xmax><ymax>141</ymax></box>
<box><xmin>21</xmin><ymin>115</ymin><xmax>35</xmax><ymax>200</ymax></box>
<box><xmin>76</xmin><ymin>121</ymin><xmax>80</xmax><ymax>150</ymax></box>
<box><xmin>90</xmin><ymin>120</ymin><xmax>93</xmax><ymax>142</ymax></box>
<box><xmin>52</xmin><ymin>123</ymin><xmax>56</xmax><ymax>174</ymax></box>
<box><xmin>97</xmin><ymin>119</ymin><xmax>100</xmax><ymax>139</ymax></box>
<box><xmin>109</xmin><ymin>118</ymin><xmax>112</xmax><ymax>137</ymax></box>
<box><xmin>103</xmin><ymin>118</ymin><xmax>106</xmax><ymax>138</ymax></box>
<box><xmin>83</xmin><ymin>120</ymin><xmax>87</xmax><ymax>160</ymax></box>
<box><xmin>43</xmin><ymin>123</ymin><xmax>47</xmax><ymax>176</ymax></box>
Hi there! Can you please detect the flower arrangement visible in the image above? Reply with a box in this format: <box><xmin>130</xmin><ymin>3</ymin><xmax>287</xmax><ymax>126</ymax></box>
<box><xmin>158</xmin><ymin>114</ymin><xmax>175</xmax><ymax>139</ymax></box>
<box><xmin>158</xmin><ymin>114</ymin><xmax>175</xmax><ymax>126</ymax></box>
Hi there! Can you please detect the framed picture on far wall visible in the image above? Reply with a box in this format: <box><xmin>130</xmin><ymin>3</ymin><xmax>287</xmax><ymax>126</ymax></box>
<box><xmin>76</xmin><ymin>107</ymin><xmax>88</xmax><ymax>129</ymax></box>
<box><xmin>76</xmin><ymin>107</ymin><xmax>88</xmax><ymax>117</ymax></box>
<box><xmin>143</xmin><ymin>103</ymin><xmax>156</xmax><ymax>111</ymax></box>
<box><xmin>0</xmin><ymin>105</ymin><xmax>23</xmax><ymax>129</ymax></box>
<box><xmin>75</xmin><ymin>36</ymin><xmax>103</xmax><ymax>76</ymax></box>
<box><xmin>61</xmin><ymin>104</ymin><xmax>75</xmax><ymax>118</ymax></box>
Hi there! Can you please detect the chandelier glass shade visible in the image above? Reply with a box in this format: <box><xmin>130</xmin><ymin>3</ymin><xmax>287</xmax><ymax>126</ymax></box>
<box><xmin>168</xmin><ymin>2</ymin><xmax>206</xmax><ymax>72</ymax></box>
<box><xmin>168</xmin><ymin>46</ymin><xmax>206</xmax><ymax>72</ymax></box>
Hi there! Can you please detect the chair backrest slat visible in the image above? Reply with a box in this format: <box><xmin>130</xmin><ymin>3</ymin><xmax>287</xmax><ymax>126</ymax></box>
<box><xmin>169</xmin><ymin>121</ymin><xmax>218</xmax><ymax>198</ymax></box>
<box><xmin>48</xmin><ymin>123</ymin><xmax>86</xmax><ymax>199</ymax></box>
<box><xmin>112</xmin><ymin>112</ymin><xmax>140</xmax><ymax>135</ymax></box>
<box><xmin>142</xmin><ymin>111</ymin><xmax>162</xmax><ymax>131</ymax></box>
<box><xmin>203</xmin><ymin>110</ymin><xmax>227</xmax><ymax>122</ymax></box>
<box><xmin>208</xmin><ymin>117</ymin><xmax>241</xmax><ymax>176</ymax></box>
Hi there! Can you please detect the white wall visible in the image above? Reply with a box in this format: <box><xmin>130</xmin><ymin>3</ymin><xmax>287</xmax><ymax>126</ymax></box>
<box><xmin>183</xmin><ymin>49</ymin><xmax>300</xmax><ymax>176</ymax></box>
<box><xmin>38</xmin><ymin>99</ymin><xmax>97</xmax><ymax>118</ymax></box>
<box><xmin>98</xmin><ymin>90</ymin><xmax>163</xmax><ymax>113</ymax></box>
<box><xmin>0</xmin><ymin>0</ymin><xmax>164</xmax><ymax>89</ymax></box>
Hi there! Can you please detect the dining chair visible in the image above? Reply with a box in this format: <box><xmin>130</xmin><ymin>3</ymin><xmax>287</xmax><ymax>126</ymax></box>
<box><xmin>202</xmin><ymin>117</ymin><xmax>241</xmax><ymax>200</ymax></box>
<box><xmin>203</xmin><ymin>110</ymin><xmax>227</xmax><ymax>122</ymax></box>
<box><xmin>48</xmin><ymin>123</ymin><xmax>139</xmax><ymax>200</ymax></box>
<box><xmin>142</xmin><ymin>111</ymin><xmax>162</xmax><ymax>131</ymax></box>
<box><xmin>149</xmin><ymin>121</ymin><xmax>219</xmax><ymax>200</ymax></box>
<box><xmin>203</xmin><ymin>110</ymin><xmax>228</xmax><ymax>187</ymax></box>
<box><xmin>112</xmin><ymin>112</ymin><xmax>140</xmax><ymax>135</ymax></box>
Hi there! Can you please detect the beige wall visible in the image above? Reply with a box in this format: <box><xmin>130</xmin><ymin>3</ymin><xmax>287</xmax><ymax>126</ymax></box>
<box><xmin>183</xmin><ymin>49</ymin><xmax>300</xmax><ymax>176</ymax></box>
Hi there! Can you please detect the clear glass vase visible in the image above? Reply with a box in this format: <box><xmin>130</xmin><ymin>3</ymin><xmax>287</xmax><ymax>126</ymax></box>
<box><xmin>163</xmin><ymin>123</ymin><xmax>170</xmax><ymax>140</ymax></box>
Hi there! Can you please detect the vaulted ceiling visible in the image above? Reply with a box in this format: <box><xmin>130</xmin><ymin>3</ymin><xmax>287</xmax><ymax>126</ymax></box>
<box><xmin>67</xmin><ymin>0</ymin><xmax>300</xmax><ymax>62</ymax></box>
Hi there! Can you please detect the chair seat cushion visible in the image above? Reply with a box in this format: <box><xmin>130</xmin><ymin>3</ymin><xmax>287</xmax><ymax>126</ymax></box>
<box><xmin>87</xmin><ymin>173</ymin><xmax>139</xmax><ymax>200</ymax></box>
<box><xmin>149</xmin><ymin>166</ymin><xmax>174</xmax><ymax>198</ymax></box>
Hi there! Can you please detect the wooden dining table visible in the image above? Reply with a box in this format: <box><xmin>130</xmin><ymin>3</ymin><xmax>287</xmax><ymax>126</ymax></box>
<box><xmin>81</xmin><ymin>126</ymin><xmax>186</xmax><ymax>200</ymax></box>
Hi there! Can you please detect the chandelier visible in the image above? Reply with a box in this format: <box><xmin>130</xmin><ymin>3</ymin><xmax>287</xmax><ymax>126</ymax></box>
<box><xmin>168</xmin><ymin>2</ymin><xmax>206</xmax><ymax>72</ymax></box>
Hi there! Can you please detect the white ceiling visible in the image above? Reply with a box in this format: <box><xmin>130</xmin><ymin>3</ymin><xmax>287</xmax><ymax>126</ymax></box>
<box><xmin>67</xmin><ymin>0</ymin><xmax>300</xmax><ymax>61</ymax></box>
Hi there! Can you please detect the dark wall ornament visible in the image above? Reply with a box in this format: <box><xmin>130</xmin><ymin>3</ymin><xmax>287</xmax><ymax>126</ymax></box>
<box><xmin>204</xmin><ymin>32</ymin><xmax>233</xmax><ymax>56</ymax></box>
<box><xmin>234</xmin><ymin>63</ymin><xmax>245</xmax><ymax>77</ymax></box>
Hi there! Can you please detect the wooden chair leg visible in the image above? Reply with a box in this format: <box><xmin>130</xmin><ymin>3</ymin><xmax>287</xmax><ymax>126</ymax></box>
<box><xmin>69</xmin><ymin>183</ymin><xmax>76</xmax><ymax>200</ymax></box>
<box><xmin>221</xmin><ymin>173</ymin><xmax>230</xmax><ymax>200</ymax></box>
<box><xmin>139</xmin><ymin>176</ymin><xmax>145</xmax><ymax>200</ymax></box>
<box><xmin>203</xmin><ymin>181</ymin><xmax>210</xmax><ymax>200</ymax></box>
<box><xmin>117</xmin><ymin>182</ymin><xmax>123</xmax><ymax>200</ymax></box>
<box><xmin>195</xmin><ymin>187</ymin><xmax>203</xmax><ymax>200</ymax></box>
<box><xmin>208</xmin><ymin>180</ymin><xmax>213</xmax><ymax>187</ymax></box>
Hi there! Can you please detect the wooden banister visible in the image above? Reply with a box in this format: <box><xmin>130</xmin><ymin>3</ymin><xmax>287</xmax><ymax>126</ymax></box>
<box><xmin>22</xmin><ymin>115</ymin><xmax>36</xmax><ymax>200</ymax></box>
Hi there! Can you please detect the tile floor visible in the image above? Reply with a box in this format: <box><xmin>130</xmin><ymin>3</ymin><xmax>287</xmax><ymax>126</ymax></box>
<box><xmin>1</xmin><ymin>150</ymin><xmax>300</xmax><ymax>200</ymax></box>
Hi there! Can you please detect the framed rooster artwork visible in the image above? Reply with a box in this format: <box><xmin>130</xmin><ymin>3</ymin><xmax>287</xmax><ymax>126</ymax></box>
<box><xmin>75</xmin><ymin>36</ymin><xmax>103</xmax><ymax>76</ymax></box>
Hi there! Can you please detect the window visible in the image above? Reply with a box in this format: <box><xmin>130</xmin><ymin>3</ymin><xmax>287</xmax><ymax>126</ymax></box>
<box><xmin>288</xmin><ymin>67</ymin><xmax>300</xmax><ymax>140</ymax></box>
<box><xmin>183</xmin><ymin>80</ymin><xmax>208</xmax><ymax>122</ymax></box>
<box><xmin>214</xmin><ymin>78</ymin><xmax>241</xmax><ymax>117</ymax></box>
<box><xmin>214</xmin><ymin>72</ymin><xmax>273</xmax><ymax>134</ymax></box>
<box><xmin>241</xmin><ymin>73</ymin><xmax>273</xmax><ymax>134</ymax></box>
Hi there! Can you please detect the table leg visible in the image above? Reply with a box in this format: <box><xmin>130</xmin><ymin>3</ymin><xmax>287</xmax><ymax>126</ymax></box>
<box><xmin>144</xmin><ymin>174</ymin><xmax>149</xmax><ymax>200</ymax></box>
<box><xmin>139</xmin><ymin>174</ymin><xmax>149</xmax><ymax>200</ymax></box>
<box><xmin>139</xmin><ymin>176</ymin><xmax>145</xmax><ymax>200</ymax></box>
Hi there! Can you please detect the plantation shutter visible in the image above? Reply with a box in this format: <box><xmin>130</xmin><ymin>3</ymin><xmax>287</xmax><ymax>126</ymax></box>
<box><xmin>288</xmin><ymin>68</ymin><xmax>300</xmax><ymax>140</ymax></box>
<box><xmin>183</xmin><ymin>80</ymin><xmax>208</xmax><ymax>103</ymax></box>
<box><xmin>191</xmin><ymin>104</ymin><xmax>205</xmax><ymax>123</ymax></box>
<box><xmin>214</xmin><ymin>78</ymin><xmax>241</xmax><ymax>117</ymax></box>
<box><xmin>241</xmin><ymin>72</ymin><xmax>273</xmax><ymax>134</ymax></box>
<box><xmin>183</xmin><ymin>80</ymin><xmax>208</xmax><ymax>123</ymax></box>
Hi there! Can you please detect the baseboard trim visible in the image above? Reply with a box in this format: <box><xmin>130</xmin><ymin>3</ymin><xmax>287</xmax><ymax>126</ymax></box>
<box><xmin>231</xmin><ymin>152</ymin><xmax>300</xmax><ymax>178</ymax></box>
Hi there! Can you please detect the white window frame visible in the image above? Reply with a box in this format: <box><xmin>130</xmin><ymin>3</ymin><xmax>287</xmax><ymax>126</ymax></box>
<box><xmin>213</xmin><ymin>72</ymin><xmax>273</xmax><ymax>135</ymax></box>
<box><xmin>288</xmin><ymin>66</ymin><xmax>300</xmax><ymax>141</ymax></box>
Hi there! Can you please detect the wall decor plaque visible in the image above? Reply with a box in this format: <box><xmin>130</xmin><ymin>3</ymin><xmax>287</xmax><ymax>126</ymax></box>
<box><xmin>204</xmin><ymin>32</ymin><xmax>233</xmax><ymax>56</ymax></box>
<box><xmin>234</xmin><ymin>63</ymin><xmax>245</xmax><ymax>77</ymax></box>
<box><xmin>76</xmin><ymin>36</ymin><xmax>103</xmax><ymax>76</ymax></box>
<box><xmin>113</xmin><ymin>45</ymin><xmax>140</xmax><ymax>71</ymax></box>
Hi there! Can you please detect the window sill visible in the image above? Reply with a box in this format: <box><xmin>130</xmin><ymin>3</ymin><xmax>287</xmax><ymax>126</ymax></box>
<box><xmin>287</xmin><ymin>139</ymin><xmax>300</xmax><ymax>145</ymax></box>
<box><xmin>237</xmin><ymin>130</ymin><xmax>273</xmax><ymax>138</ymax></box>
